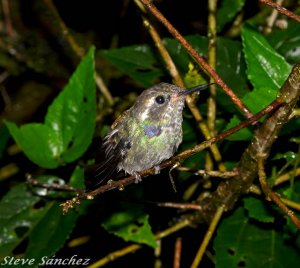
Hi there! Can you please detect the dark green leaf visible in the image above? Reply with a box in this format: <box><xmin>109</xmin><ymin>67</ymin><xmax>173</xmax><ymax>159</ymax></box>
<box><xmin>164</xmin><ymin>36</ymin><xmax>207</xmax><ymax>75</ymax></box>
<box><xmin>243</xmin><ymin>196</ymin><xmax>274</xmax><ymax>223</ymax></box>
<box><xmin>68</xmin><ymin>165</ymin><xmax>85</xmax><ymax>189</ymax></box>
<box><xmin>0</xmin><ymin>182</ymin><xmax>78</xmax><ymax>262</ymax></box>
<box><xmin>99</xmin><ymin>45</ymin><xmax>163</xmax><ymax>87</ymax></box>
<box><xmin>102</xmin><ymin>204</ymin><xmax>156</xmax><ymax>248</ymax></box>
<box><xmin>280</xmin><ymin>118</ymin><xmax>300</xmax><ymax>136</ymax></box>
<box><xmin>215</xmin><ymin>38</ymin><xmax>249</xmax><ymax>109</ymax></box>
<box><xmin>217</xmin><ymin>0</ymin><xmax>246</xmax><ymax>32</ymax></box>
<box><xmin>214</xmin><ymin>208</ymin><xmax>300</xmax><ymax>267</ymax></box>
<box><xmin>5</xmin><ymin>47</ymin><xmax>96</xmax><ymax>168</ymax></box>
<box><xmin>0</xmin><ymin>126</ymin><xmax>11</xmax><ymax>159</ymax></box>
<box><xmin>224</xmin><ymin>116</ymin><xmax>252</xmax><ymax>140</ymax></box>
<box><xmin>273</xmin><ymin>151</ymin><xmax>297</xmax><ymax>162</ymax></box>
<box><xmin>267</xmin><ymin>20</ymin><xmax>300</xmax><ymax>65</ymax></box>
<box><xmin>0</xmin><ymin>184</ymin><xmax>40</xmax><ymax>258</ymax></box>
<box><xmin>24</xmin><ymin>202</ymin><xmax>78</xmax><ymax>261</ymax></box>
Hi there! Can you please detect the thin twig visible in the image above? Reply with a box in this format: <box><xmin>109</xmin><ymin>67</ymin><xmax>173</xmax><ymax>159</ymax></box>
<box><xmin>260</xmin><ymin>0</ymin><xmax>300</xmax><ymax>23</ymax></box>
<box><xmin>207</xmin><ymin>0</ymin><xmax>218</xmax><ymax>133</ymax></box>
<box><xmin>274</xmin><ymin>167</ymin><xmax>300</xmax><ymax>186</ymax></box>
<box><xmin>205</xmin><ymin>0</ymin><xmax>219</xmax><ymax>172</ymax></box>
<box><xmin>42</xmin><ymin>0</ymin><xmax>114</xmax><ymax>105</ymax></box>
<box><xmin>174</xmin><ymin>237</ymin><xmax>182</xmax><ymax>268</ymax></box>
<box><xmin>191</xmin><ymin>205</ymin><xmax>224</xmax><ymax>268</ymax></box>
<box><xmin>134</xmin><ymin>0</ymin><xmax>183</xmax><ymax>86</ymax></box>
<box><xmin>26</xmin><ymin>174</ymin><xmax>84</xmax><ymax>194</ymax></box>
<box><xmin>249</xmin><ymin>184</ymin><xmax>300</xmax><ymax>211</ymax></box>
<box><xmin>1</xmin><ymin>0</ymin><xmax>14</xmax><ymax>36</ymax></box>
<box><xmin>257</xmin><ymin>155</ymin><xmax>300</xmax><ymax>229</ymax></box>
<box><xmin>155</xmin><ymin>201</ymin><xmax>202</xmax><ymax>210</ymax></box>
<box><xmin>139</xmin><ymin>0</ymin><xmax>253</xmax><ymax>118</ymax></box>
<box><xmin>177</xmin><ymin>167</ymin><xmax>238</xmax><ymax>179</ymax></box>
<box><xmin>0</xmin><ymin>163</ymin><xmax>19</xmax><ymax>181</ymax></box>
<box><xmin>0</xmin><ymin>70</ymin><xmax>10</xmax><ymax>84</ymax></box>
<box><xmin>263</xmin><ymin>0</ymin><xmax>284</xmax><ymax>34</ymax></box>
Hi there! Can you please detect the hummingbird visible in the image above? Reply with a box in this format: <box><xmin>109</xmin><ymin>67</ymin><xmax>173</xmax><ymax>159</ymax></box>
<box><xmin>85</xmin><ymin>82</ymin><xmax>210</xmax><ymax>189</ymax></box>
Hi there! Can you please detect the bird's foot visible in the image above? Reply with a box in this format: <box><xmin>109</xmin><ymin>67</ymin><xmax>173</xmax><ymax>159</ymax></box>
<box><xmin>154</xmin><ymin>166</ymin><xmax>161</xmax><ymax>174</ymax></box>
<box><xmin>133</xmin><ymin>172</ymin><xmax>142</xmax><ymax>183</ymax></box>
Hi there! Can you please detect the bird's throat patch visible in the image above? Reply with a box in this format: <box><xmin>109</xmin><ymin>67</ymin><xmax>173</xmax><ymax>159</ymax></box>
<box><xmin>144</xmin><ymin>125</ymin><xmax>162</xmax><ymax>138</ymax></box>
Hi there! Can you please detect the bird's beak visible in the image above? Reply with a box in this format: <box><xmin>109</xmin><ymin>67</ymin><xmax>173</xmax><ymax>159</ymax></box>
<box><xmin>177</xmin><ymin>83</ymin><xmax>214</xmax><ymax>98</ymax></box>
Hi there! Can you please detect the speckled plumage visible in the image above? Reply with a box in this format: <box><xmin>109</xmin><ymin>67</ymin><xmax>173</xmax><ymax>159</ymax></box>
<box><xmin>90</xmin><ymin>82</ymin><xmax>209</xmax><ymax>186</ymax></box>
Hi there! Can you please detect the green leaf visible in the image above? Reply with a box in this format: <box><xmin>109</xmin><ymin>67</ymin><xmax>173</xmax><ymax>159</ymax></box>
<box><xmin>102</xmin><ymin>204</ymin><xmax>156</xmax><ymax>248</ymax></box>
<box><xmin>99</xmin><ymin>45</ymin><xmax>163</xmax><ymax>87</ymax></box>
<box><xmin>5</xmin><ymin>47</ymin><xmax>96</xmax><ymax>168</ymax></box>
<box><xmin>164</xmin><ymin>36</ymin><xmax>206</xmax><ymax>75</ymax></box>
<box><xmin>242</xmin><ymin>26</ymin><xmax>292</xmax><ymax>91</ymax></box>
<box><xmin>24</xmin><ymin>202</ymin><xmax>78</xmax><ymax>261</ymax></box>
<box><xmin>5</xmin><ymin>122</ymin><xmax>61</xmax><ymax>168</ymax></box>
<box><xmin>273</xmin><ymin>151</ymin><xmax>297</xmax><ymax>162</ymax></box>
<box><xmin>217</xmin><ymin>0</ymin><xmax>246</xmax><ymax>32</ymax></box>
<box><xmin>69</xmin><ymin>165</ymin><xmax>85</xmax><ymax>189</ymax></box>
<box><xmin>45</xmin><ymin>46</ymin><xmax>96</xmax><ymax>163</ymax></box>
<box><xmin>243</xmin><ymin>196</ymin><xmax>274</xmax><ymax>223</ymax></box>
<box><xmin>224</xmin><ymin>116</ymin><xmax>252</xmax><ymax>140</ymax></box>
<box><xmin>0</xmin><ymin>182</ymin><xmax>78</xmax><ymax>262</ymax></box>
<box><xmin>215</xmin><ymin>38</ymin><xmax>249</xmax><ymax>109</ymax></box>
<box><xmin>0</xmin><ymin>184</ymin><xmax>40</xmax><ymax>258</ymax></box>
<box><xmin>214</xmin><ymin>207</ymin><xmax>300</xmax><ymax>267</ymax></box>
<box><xmin>225</xmin><ymin>27</ymin><xmax>292</xmax><ymax>141</ymax></box>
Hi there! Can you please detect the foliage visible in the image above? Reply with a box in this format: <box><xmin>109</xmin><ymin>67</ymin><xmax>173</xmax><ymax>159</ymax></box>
<box><xmin>5</xmin><ymin>47</ymin><xmax>96</xmax><ymax>168</ymax></box>
<box><xmin>0</xmin><ymin>0</ymin><xmax>299</xmax><ymax>267</ymax></box>
<box><xmin>214</xmin><ymin>207</ymin><xmax>300</xmax><ymax>267</ymax></box>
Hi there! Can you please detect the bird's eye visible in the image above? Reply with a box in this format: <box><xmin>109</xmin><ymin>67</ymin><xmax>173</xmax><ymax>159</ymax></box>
<box><xmin>155</xmin><ymin>95</ymin><xmax>165</xmax><ymax>104</ymax></box>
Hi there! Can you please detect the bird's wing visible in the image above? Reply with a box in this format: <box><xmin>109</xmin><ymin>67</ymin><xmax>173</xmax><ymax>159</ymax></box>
<box><xmin>84</xmin><ymin>128</ymin><xmax>131</xmax><ymax>190</ymax></box>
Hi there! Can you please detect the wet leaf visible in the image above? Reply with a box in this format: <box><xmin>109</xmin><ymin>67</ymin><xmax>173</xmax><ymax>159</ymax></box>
<box><xmin>273</xmin><ymin>151</ymin><xmax>297</xmax><ymax>162</ymax></box>
<box><xmin>242</xmin><ymin>26</ymin><xmax>291</xmax><ymax>91</ymax></box>
<box><xmin>0</xmin><ymin>183</ymin><xmax>78</xmax><ymax>262</ymax></box>
<box><xmin>214</xmin><ymin>208</ymin><xmax>300</xmax><ymax>267</ymax></box>
<box><xmin>5</xmin><ymin>47</ymin><xmax>96</xmax><ymax>168</ymax></box>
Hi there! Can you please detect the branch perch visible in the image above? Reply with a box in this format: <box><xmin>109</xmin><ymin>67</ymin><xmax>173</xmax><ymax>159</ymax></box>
<box><xmin>60</xmin><ymin>97</ymin><xmax>281</xmax><ymax>213</ymax></box>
